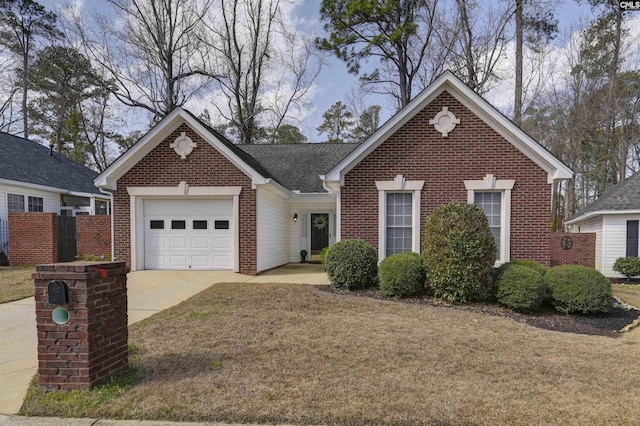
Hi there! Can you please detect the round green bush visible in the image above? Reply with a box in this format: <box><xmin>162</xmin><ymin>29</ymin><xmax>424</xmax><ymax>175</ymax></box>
<box><xmin>422</xmin><ymin>202</ymin><xmax>496</xmax><ymax>303</ymax></box>
<box><xmin>496</xmin><ymin>263</ymin><xmax>547</xmax><ymax>311</ymax></box>
<box><xmin>325</xmin><ymin>239</ymin><xmax>378</xmax><ymax>290</ymax></box>
<box><xmin>612</xmin><ymin>256</ymin><xmax>640</xmax><ymax>280</ymax></box>
<box><xmin>509</xmin><ymin>259</ymin><xmax>549</xmax><ymax>277</ymax></box>
<box><xmin>379</xmin><ymin>252</ymin><xmax>426</xmax><ymax>298</ymax></box>
<box><xmin>544</xmin><ymin>265</ymin><xmax>612</xmax><ymax>314</ymax></box>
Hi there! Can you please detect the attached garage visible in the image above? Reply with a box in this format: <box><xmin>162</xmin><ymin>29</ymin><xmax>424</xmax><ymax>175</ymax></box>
<box><xmin>126</xmin><ymin>183</ymin><xmax>242</xmax><ymax>272</ymax></box>
<box><xmin>143</xmin><ymin>199</ymin><xmax>233</xmax><ymax>270</ymax></box>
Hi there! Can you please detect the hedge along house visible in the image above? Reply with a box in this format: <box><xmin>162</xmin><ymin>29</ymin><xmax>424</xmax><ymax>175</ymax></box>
<box><xmin>95</xmin><ymin>71</ymin><xmax>572</xmax><ymax>275</ymax></box>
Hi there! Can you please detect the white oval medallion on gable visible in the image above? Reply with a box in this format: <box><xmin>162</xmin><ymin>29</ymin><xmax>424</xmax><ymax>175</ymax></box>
<box><xmin>170</xmin><ymin>132</ymin><xmax>197</xmax><ymax>159</ymax></box>
<box><xmin>429</xmin><ymin>107</ymin><xmax>460</xmax><ymax>137</ymax></box>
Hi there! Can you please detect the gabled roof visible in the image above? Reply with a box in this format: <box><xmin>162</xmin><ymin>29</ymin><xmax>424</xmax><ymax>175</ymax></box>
<box><xmin>238</xmin><ymin>143</ymin><xmax>359</xmax><ymax>193</ymax></box>
<box><xmin>95</xmin><ymin>108</ymin><xmax>277</xmax><ymax>191</ymax></box>
<box><xmin>95</xmin><ymin>107</ymin><xmax>360</xmax><ymax>194</ymax></box>
<box><xmin>322</xmin><ymin>70</ymin><xmax>573</xmax><ymax>185</ymax></box>
<box><xmin>566</xmin><ymin>171</ymin><xmax>640</xmax><ymax>224</ymax></box>
<box><xmin>0</xmin><ymin>132</ymin><xmax>100</xmax><ymax>195</ymax></box>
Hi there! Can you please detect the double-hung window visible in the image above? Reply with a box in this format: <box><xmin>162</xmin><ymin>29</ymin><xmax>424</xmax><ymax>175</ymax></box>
<box><xmin>28</xmin><ymin>196</ymin><xmax>43</xmax><ymax>212</ymax></box>
<box><xmin>474</xmin><ymin>192</ymin><xmax>502</xmax><ymax>259</ymax></box>
<box><xmin>7</xmin><ymin>194</ymin><xmax>25</xmax><ymax>213</ymax></box>
<box><xmin>464</xmin><ymin>174</ymin><xmax>515</xmax><ymax>265</ymax></box>
<box><xmin>376</xmin><ymin>175</ymin><xmax>425</xmax><ymax>261</ymax></box>
<box><xmin>7</xmin><ymin>194</ymin><xmax>44</xmax><ymax>213</ymax></box>
<box><xmin>386</xmin><ymin>193</ymin><xmax>413</xmax><ymax>257</ymax></box>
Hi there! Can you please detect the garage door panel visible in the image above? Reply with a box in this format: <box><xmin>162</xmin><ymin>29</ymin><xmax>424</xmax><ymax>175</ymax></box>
<box><xmin>145</xmin><ymin>255</ymin><xmax>165</xmax><ymax>269</ymax></box>
<box><xmin>191</xmin><ymin>237</ymin><xmax>210</xmax><ymax>249</ymax></box>
<box><xmin>169</xmin><ymin>255</ymin><xmax>188</xmax><ymax>267</ymax></box>
<box><xmin>191</xmin><ymin>255</ymin><xmax>210</xmax><ymax>267</ymax></box>
<box><xmin>146</xmin><ymin>236</ymin><xmax>165</xmax><ymax>250</ymax></box>
<box><xmin>213</xmin><ymin>256</ymin><xmax>231</xmax><ymax>268</ymax></box>
<box><xmin>170</xmin><ymin>237</ymin><xmax>188</xmax><ymax>249</ymax></box>
<box><xmin>143</xmin><ymin>198</ymin><xmax>234</xmax><ymax>270</ymax></box>
<box><xmin>213</xmin><ymin>237</ymin><xmax>231</xmax><ymax>249</ymax></box>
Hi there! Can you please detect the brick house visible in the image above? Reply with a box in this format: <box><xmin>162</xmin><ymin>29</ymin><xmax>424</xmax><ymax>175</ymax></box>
<box><xmin>95</xmin><ymin>71</ymin><xmax>572</xmax><ymax>275</ymax></box>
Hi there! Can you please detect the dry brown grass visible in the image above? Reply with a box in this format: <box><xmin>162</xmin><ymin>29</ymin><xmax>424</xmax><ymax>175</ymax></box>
<box><xmin>613</xmin><ymin>283</ymin><xmax>640</xmax><ymax>309</ymax></box>
<box><xmin>21</xmin><ymin>282</ymin><xmax>640</xmax><ymax>425</ymax></box>
<box><xmin>0</xmin><ymin>265</ymin><xmax>35</xmax><ymax>303</ymax></box>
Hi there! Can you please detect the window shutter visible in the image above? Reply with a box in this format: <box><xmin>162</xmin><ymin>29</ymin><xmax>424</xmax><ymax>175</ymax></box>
<box><xmin>626</xmin><ymin>220</ymin><xmax>639</xmax><ymax>257</ymax></box>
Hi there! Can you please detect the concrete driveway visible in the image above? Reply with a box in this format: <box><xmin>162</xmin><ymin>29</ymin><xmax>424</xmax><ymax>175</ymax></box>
<box><xmin>0</xmin><ymin>264</ymin><xmax>328</xmax><ymax>414</ymax></box>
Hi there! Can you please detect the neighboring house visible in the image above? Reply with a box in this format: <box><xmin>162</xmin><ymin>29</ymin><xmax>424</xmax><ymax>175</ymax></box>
<box><xmin>565</xmin><ymin>171</ymin><xmax>640</xmax><ymax>277</ymax></box>
<box><xmin>94</xmin><ymin>71</ymin><xmax>572</xmax><ymax>275</ymax></box>
<box><xmin>0</xmin><ymin>132</ymin><xmax>109</xmax><ymax>260</ymax></box>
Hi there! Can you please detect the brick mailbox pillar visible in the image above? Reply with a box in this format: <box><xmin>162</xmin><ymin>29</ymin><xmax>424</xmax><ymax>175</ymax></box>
<box><xmin>33</xmin><ymin>261</ymin><xmax>128</xmax><ymax>390</ymax></box>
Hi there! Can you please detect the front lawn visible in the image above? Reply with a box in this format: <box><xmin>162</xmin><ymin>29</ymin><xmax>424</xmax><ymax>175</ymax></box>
<box><xmin>21</xmin><ymin>282</ymin><xmax>640</xmax><ymax>425</ymax></box>
<box><xmin>0</xmin><ymin>265</ymin><xmax>34</xmax><ymax>303</ymax></box>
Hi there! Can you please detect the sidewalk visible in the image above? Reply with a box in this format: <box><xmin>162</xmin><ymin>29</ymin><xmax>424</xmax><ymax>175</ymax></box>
<box><xmin>0</xmin><ymin>416</ymin><xmax>291</xmax><ymax>426</ymax></box>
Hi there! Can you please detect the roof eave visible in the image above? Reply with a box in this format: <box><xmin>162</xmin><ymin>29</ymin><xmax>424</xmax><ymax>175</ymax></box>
<box><xmin>566</xmin><ymin>209</ymin><xmax>640</xmax><ymax>225</ymax></box>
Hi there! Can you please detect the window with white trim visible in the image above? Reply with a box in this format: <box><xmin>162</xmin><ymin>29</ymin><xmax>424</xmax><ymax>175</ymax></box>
<box><xmin>474</xmin><ymin>192</ymin><xmax>502</xmax><ymax>259</ymax></box>
<box><xmin>376</xmin><ymin>175</ymin><xmax>425</xmax><ymax>261</ymax></box>
<box><xmin>7</xmin><ymin>194</ymin><xmax>25</xmax><ymax>213</ymax></box>
<box><xmin>464</xmin><ymin>174</ymin><xmax>515</xmax><ymax>264</ymax></box>
<box><xmin>386</xmin><ymin>192</ymin><xmax>413</xmax><ymax>256</ymax></box>
<box><xmin>28</xmin><ymin>196</ymin><xmax>43</xmax><ymax>212</ymax></box>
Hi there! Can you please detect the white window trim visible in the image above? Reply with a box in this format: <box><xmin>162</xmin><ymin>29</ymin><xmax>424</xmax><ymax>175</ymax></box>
<box><xmin>375</xmin><ymin>175</ymin><xmax>425</xmax><ymax>262</ymax></box>
<box><xmin>127</xmin><ymin>181</ymin><xmax>242</xmax><ymax>272</ymax></box>
<box><xmin>464</xmin><ymin>174</ymin><xmax>515</xmax><ymax>265</ymax></box>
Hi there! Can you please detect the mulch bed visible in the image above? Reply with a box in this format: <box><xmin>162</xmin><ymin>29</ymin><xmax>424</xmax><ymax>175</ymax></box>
<box><xmin>317</xmin><ymin>286</ymin><xmax>640</xmax><ymax>337</ymax></box>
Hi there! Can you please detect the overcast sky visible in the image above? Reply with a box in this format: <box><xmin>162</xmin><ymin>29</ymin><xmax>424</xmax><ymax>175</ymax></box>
<box><xmin>37</xmin><ymin>0</ymin><xmax>640</xmax><ymax>142</ymax></box>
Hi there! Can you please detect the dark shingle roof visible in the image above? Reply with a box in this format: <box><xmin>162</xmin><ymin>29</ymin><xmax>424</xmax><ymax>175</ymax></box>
<box><xmin>570</xmin><ymin>171</ymin><xmax>640</xmax><ymax>221</ymax></box>
<box><xmin>237</xmin><ymin>143</ymin><xmax>360</xmax><ymax>193</ymax></box>
<box><xmin>0</xmin><ymin>132</ymin><xmax>100</xmax><ymax>194</ymax></box>
<box><xmin>182</xmin><ymin>110</ymin><xmax>274</xmax><ymax>181</ymax></box>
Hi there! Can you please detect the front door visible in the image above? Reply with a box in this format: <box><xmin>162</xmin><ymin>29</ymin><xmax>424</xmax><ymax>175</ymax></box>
<box><xmin>310</xmin><ymin>213</ymin><xmax>330</xmax><ymax>259</ymax></box>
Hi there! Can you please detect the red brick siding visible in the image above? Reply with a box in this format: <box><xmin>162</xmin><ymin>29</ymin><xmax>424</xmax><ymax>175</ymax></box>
<box><xmin>550</xmin><ymin>233</ymin><xmax>596</xmax><ymax>268</ymax></box>
<box><xmin>114</xmin><ymin>123</ymin><xmax>257</xmax><ymax>274</ymax></box>
<box><xmin>76</xmin><ymin>215</ymin><xmax>111</xmax><ymax>259</ymax></box>
<box><xmin>9</xmin><ymin>212</ymin><xmax>58</xmax><ymax>265</ymax></box>
<box><xmin>341</xmin><ymin>91</ymin><xmax>552</xmax><ymax>264</ymax></box>
<box><xmin>33</xmin><ymin>261</ymin><xmax>128</xmax><ymax>390</ymax></box>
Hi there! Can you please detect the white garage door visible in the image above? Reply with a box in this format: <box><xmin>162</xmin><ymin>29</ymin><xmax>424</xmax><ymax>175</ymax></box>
<box><xmin>144</xmin><ymin>199</ymin><xmax>233</xmax><ymax>270</ymax></box>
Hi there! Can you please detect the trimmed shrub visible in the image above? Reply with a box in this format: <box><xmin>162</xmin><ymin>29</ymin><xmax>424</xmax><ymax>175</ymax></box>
<box><xmin>422</xmin><ymin>202</ymin><xmax>496</xmax><ymax>303</ymax></box>
<box><xmin>320</xmin><ymin>246</ymin><xmax>330</xmax><ymax>264</ymax></box>
<box><xmin>379</xmin><ymin>252</ymin><xmax>426</xmax><ymax>298</ymax></box>
<box><xmin>509</xmin><ymin>259</ymin><xmax>549</xmax><ymax>277</ymax></box>
<box><xmin>325</xmin><ymin>239</ymin><xmax>378</xmax><ymax>290</ymax></box>
<box><xmin>496</xmin><ymin>263</ymin><xmax>547</xmax><ymax>311</ymax></box>
<box><xmin>544</xmin><ymin>265</ymin><xmax>612</xmax><ymax>314</ymax></box>
<box><xmin>612</xmin><ymin>256</ymin><xmax>640</xmax><ymax>280</ymax></box>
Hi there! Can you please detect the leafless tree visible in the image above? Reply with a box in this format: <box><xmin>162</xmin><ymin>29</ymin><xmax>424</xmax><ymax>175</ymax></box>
<box><xmin>200</xmin><ymin>0</ymin><xmax>324</xmax><ymax>144</ymax></box>
<box><xmin>67</xmin><ymin>0</ymin><xmax>214</xmax><ymax>123</ymax></box>
<box><xmin>453</xmin><ymin>0</ymin><xmax>514</xmax><ymax>94</ymax></box>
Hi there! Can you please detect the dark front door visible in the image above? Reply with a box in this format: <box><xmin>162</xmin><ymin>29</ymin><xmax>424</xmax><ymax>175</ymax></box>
<box><xmin>310</xmin><ymin>213</ymin><xmax>329</xmax><ymax>256</ymax></box>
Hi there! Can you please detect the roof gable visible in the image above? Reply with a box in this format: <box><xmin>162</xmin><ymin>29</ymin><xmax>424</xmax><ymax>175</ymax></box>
<box><xmin>94</xmin><ymin>108</ymin><xmax>273</xmax><ymax>190</ymax></box>
<box><xmin>322</xmin><ymin>71</ymin><xmax>573</xmax><ymax>185</ymax></box>
<box><xmin>0</xmin><ymin>132</ymin><xmax>99</xmax><ymax>195</ymax></box>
